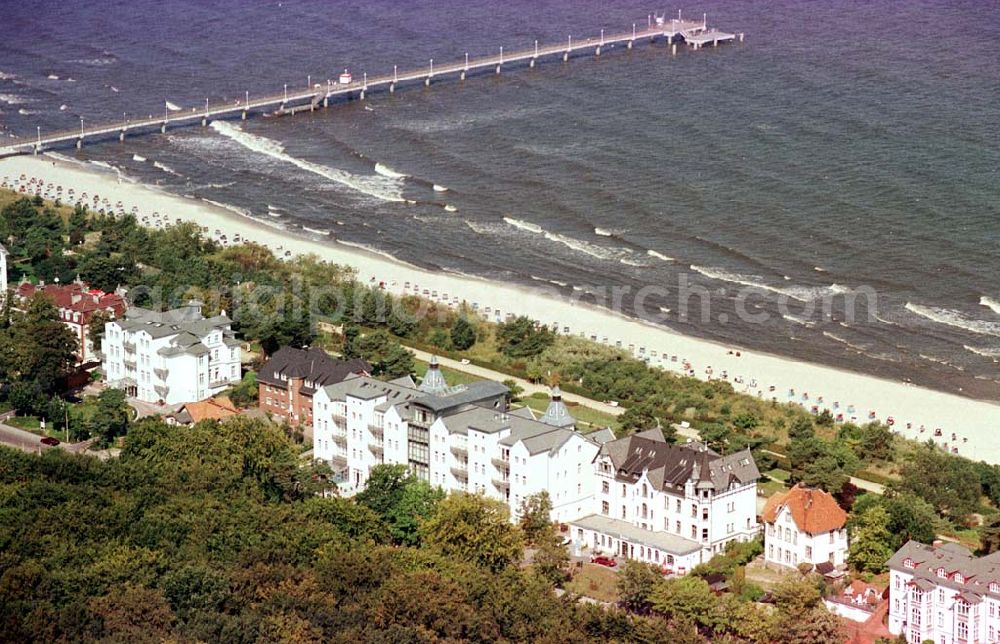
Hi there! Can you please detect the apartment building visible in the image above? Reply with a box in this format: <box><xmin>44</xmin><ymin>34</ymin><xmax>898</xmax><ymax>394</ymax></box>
<box><xmin>570</xmin><ymin>430</ymin><xmax>760</xmax><ymax>574</ymax></box>
<box><xmin>888</xmin><ymin>540</ymin><xmax>1000</xmax><ymax>644</ymax></box>
<box><xmin>311</xmin><ymin>359</ymin><xmax>613</xmax><ymax>521</ymax></box>
<box><xmin>103</xmin><ymin>301</ymin><xmax>241</xmax><ymax>404</ymax></box>
<box><xmin>257</xmin><ymin>346</ymin><xmax>369</xmax><ymax>433</ymax></box>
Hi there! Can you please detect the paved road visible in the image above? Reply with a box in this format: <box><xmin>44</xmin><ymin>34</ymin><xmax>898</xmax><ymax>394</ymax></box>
<box><xmin>407</xmin><ymin>348</ymin><xmax>624</xmax><ymax>417</ymax></box>
<box><xmin>0</xmin><ymin>423</ymin><xmax>52</xmax><ymax>454</ymax></box>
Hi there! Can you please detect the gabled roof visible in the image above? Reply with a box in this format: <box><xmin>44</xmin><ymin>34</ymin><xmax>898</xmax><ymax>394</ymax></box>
<box><xmin>257</xmin><ymin>346</ymin><xmax>370</xmax><ymax>391</ymax></box>
<box><xmin>410</xmin><ymin>380</ymin><xmax>508</xmax><ymax>414</ymax></box>
<box><xmin>177</xmin><ymin>396</ymin><xmax>240</xmax><ymax>424</ymax></box>
<box><xmin>761</xmin><ymin>484</ymin><xmax>846</xmax><ymax>534</ymax></box>
<box><xmin>597</xmin><ymin>433</ymin><xmax>759</xmax><ymax>493</ymax></box>
<box><xmin>887</xmin><ymin>540</ymin><xmax>1000</xmax><ymax>601</ymax></box>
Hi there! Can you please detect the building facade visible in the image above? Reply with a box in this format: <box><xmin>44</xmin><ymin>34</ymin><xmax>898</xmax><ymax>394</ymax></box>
<box><xmin>762</xmin><ymin>484</ymin><xmax>848</xmax><ymax>570</ymax></box>
<box><xmin>311</xmin><ymin>360</ymin><xmax>611</xmax><ymax>521</ymax></box>
<box><xmin>15</xmin><ymin>279</ymin><xmax>126</xmax><ymax>364</ymax></box>
<box><xmin>257</xmin><ymin>346</ymin><xmax>369</xmax><ymax>433</ymax></box>
<box><xmin>888</xmin><ymin>540</ymin><xmax>1000</xmax><ymax>644</ymax></box>
<box><xmin>570</xmin><ymin>430</ymin><xmax>760</xmax><ymax>574</ymax></box>
<box><xmin>102</xmin><ymin>302</ymin><xmax>241</xmax><ymax>405</ymax></box>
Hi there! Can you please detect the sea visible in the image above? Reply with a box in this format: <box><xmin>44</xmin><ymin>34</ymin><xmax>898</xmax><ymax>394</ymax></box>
<box><xmin>1</xmin><ymin>0</ymin><xmax>998</xmax><ymax>400</ymax></box>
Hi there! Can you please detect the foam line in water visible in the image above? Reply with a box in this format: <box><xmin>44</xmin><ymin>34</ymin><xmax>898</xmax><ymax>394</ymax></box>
<box><xmin>689</xmin><ymin>265</ymin><xmax>848</xmax><ymax>302</ymax></box>
<box><xmin>981</xmin><ymin>296</ymin><xmax>1000</xmax><ymax>316</ymax></box>
<box><xmin>209</xmin><ymin>121</ymin><xmax>404</xmax><ymax>203</ymax></box>
<box><xmin>905</xmin><ymin>302</ymin><xmax>1000</xmax><ymax>338</ymax></box>
<box><xmin>374</xmin><ymin>162</ymin><xmax>407</xmax><ymax>178</ymax></box>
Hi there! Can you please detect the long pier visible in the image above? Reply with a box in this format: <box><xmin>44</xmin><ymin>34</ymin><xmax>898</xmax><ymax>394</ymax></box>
<box><xmin>0</xmin><ymin>14</ymin><xmax>741</xmax><ymax>157</ymax></box>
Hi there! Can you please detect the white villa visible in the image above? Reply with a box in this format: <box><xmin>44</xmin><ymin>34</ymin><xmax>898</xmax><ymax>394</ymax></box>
<box><xmin>311</xmin><ymin>359</ymin><xmax>615</xmax><ymax>521</ymax></box>
<box><xmin>762</xmin><ymin>483</ymin><xmax>848</xmax><ymax>570</ymax></box>
<box><xmin>102</xmin><ymin>301</ymin><xmax>241</xmax><ymax>405</ymax></box>
<box><xmin>569</xmin><ymin>429</ymin><xmax>760</xmax><ymax>574</ymax></box>
<box><xmin>889</xmin><ymin>540</ymin><xmax>1000</xmax><ymax>644</ymax></box>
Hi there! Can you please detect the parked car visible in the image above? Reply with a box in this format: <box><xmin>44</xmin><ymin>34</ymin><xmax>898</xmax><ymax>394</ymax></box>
<box><xmin>590</xmin><ymin>555</ymin><xmax>616</xmax><ymax>568</ymax></box>
<box><xmin>40</xmin><ymin>437</ymin><xmax>60</xmax><ymax>446</ymax></box>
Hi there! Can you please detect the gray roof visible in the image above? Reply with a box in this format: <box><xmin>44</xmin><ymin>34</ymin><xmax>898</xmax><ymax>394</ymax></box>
<box><xmin>411</xmin><ymin>380</ymin><xmax>509</xmax><ymax>414</ymax></box>
<box><xmin>588</xmin><ymin>428</ymin><xmax>617</xmax><ymax>444</ymax></box>
<box><xmin>887</xmin><ymin>541</ymin><xmax>1000</xmax><ymax>601</ymax></box>
<box><xmin>598</xmin><ymin>434</ymin><xmax>759</xmax><ymax>493</ymax></box>
<box><xmin>321</xmin><ymin>374</ymin><xmax>420</xmax><ymax>404</ymax></box>
<box><xmin>570</xmin><ymin>514</ymin><xmax>702</xmax><ymax>556</ymax></box>
<box><xmin>118</xmin><ymin>304</ymin><xmax>231</xmax><ymax>340</ymax></box>
<box><xmin>539</xmin><ymin>386</ymin><xmax>575</xmax><ymax>428</ymax></box>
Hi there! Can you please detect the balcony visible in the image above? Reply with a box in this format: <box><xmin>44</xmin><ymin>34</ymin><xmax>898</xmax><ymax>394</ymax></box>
<box><xmin>332</xmin><ymin>433</ymin><xmax>346</xmax><ymax>446</ymax></box>
<box><xmin>154</xmin><ymin>385</ymin><xmax>168</xmax><ymax>398</ymax></box>
<box><xmin>450</xmin><ymin>445</ymin><xmax>468</xmax><ymax>458</ymax></box>
<box><xmin>368</xmin><ymin>424</ymin><xmax>384</xmax><ymax>438</ymax></box>
<box><xmin>450</xmin><ymin>466</ymin><xmax>468</xmax><ymax>480</ymax></box>
<box><xmin>368</xmin><ymin>443</ymin><xmax>384</xmax><ymax>457</ymax></box>
<box><xmin>331</xmin><ymin>412</ymin><xmax>347</xmax><ymax>423</ymax></box>
<box><xmin>154</xmin><ymin>367</ymin><xmax>168</xmax><ymax>380</ymax></box>
<box><xmin>123</xmin><ymin>341</ymin><xmax>136</xmax><ymax>353</ymax></box>
<box><xmin>123</xmin><ymin>357</ymin><xmax>136</xmax><ymax>368</ymax></box>
<box><xmin>491</xmin><ymin>457</ymin><xmax>509</xmax><ymax>470</ymax></box>
<box><xmin>329</xmin><ymin>455</ymin><xmax>347</xmax><ymax>470</ymax></box>
<box><xmin>492</xmin><ymin>478</ymin><xmax>509</xmax><ymax>491</ymax></box>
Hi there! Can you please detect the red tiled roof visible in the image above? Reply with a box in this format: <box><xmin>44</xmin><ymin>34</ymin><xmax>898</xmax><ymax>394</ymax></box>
<box><xmin>16</xmin><ymin>281</ymin><xmax>125</xmax><ymax>321</ymax></box>
<box><xmin>182</xmin><ymin>396</ymin><xmax>240</xmax><ymax>423</ymax></box>
<box><xmin>762</xmin><ymin>483</ymin><xmax>847</xmax><ymax>534</ymax></box>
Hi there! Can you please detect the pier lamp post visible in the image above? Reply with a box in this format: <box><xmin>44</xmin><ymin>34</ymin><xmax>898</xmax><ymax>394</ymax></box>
<box><xmin>393</xmin><ymin>65</ymin><xmax>398</xmax><ymax>83</ymax></box>
<box><xmin>600</xmin><ymin>28</ymin><xmax>604</xmax><ymax>46</ymax></box>
<box><xmin>307</xmin><ymin>74</ymin><xmax>311</xmax><ymax>89</ymax></box>
<box><xmin>430</xmin><ymin>58</ymin><xmax>434</xmax><ymax>77</ymax></box>
<box><xmin>80</xmin><ymin>117</ymin><xmax>84</xmax><ymax>138</ymax></box>
<box><xmin>500</xmin><ymin>46</ymin><xmax>503</xmax><ymax>65</ymax></box>
<box><xmin>535</xmin><ymin>40</ymin><xmax>538</xmax><ymax>57</ymax></box>
<box><xmin>36</xmin><ymin>126</ymin><xmax>41</xmax><ymax>149</ymax></box>
<box><xmin>283</xmin><ymin>83</ymin><xmax>288</xmax><ymax>104</ymax></box>
<box><xmin>464</xmin><ymin>52</ymin><xmax>469</xmax><ymax>70</ymax></box>
<box><xmin>363</xmin><ymin>71</ymin><xmax>367</xmax><ymax>90</ymax></box>
<box><xmin>245</xmin><ymin>90</ymin><xmax>249</xmax><ymax>109</ymax></box>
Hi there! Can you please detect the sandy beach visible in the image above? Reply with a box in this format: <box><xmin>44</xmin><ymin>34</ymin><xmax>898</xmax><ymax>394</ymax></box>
<box><xmin>3</xmin><ymin>154</ymin><xmax>999</xmax><ymax>462</ymax></box>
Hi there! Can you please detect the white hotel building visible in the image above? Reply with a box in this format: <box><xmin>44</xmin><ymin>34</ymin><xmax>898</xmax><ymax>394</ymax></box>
<box><xmin>102</xmin><ymin>302</ymin><xmax>241</xmax><ymax>405</ymax></box>
<box><xmin>312</xmin><ymin>360</ymin><xmax>614</xmax><ymax>521</ymax></box>
<box><xmin>888</xmin><ymin>540</ymin><xmax>1000</xmax><ymax>644</ymax></box>
<box><xmin>569</xmin><ymin>429</ymin><xmax>760</xmax><ymax>573</ymax></box>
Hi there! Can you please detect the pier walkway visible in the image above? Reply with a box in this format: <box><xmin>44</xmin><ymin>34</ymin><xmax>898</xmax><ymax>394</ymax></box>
<box><xmin>0</xmin><ymin>13</ymin><xmax>742</xmax><ymax>157</ymax></box>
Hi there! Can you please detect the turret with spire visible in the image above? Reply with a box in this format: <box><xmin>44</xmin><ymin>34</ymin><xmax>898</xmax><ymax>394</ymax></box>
<box><xmin>419</xmin><ymin>355</ymin><xmax>449</xmax><ymax>394</ymax></box>
<box><xmin>540</xmin><ymin>385</ymin><xmax>575</xmax><ymax>428</ymax></box>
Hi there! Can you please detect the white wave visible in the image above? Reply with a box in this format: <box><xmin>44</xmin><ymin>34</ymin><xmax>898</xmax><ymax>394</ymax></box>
<box><xmin>88</xmin><ymin>160</ymin><xmax>131</xmax><ymax>182</ymax></box>
<box><xmin>822</xmin><ymin>332</ymin><xmax>867</xmax><ymax>353</ymax></box>
<box><xmin>659</xmin><ymin>306</ymin><xmax>671</xmax><ymax>314</ymax></box>
<box><xmin>503</xmin><ymin>216</ymin><xmax>543</xmax><ymax>234</ymax></box>
<box><xmin>110</xmin><ymin>86</ymin><xmax>118</xmax><ymax>93</ymax></box>
<box><xmin>68</xmin><ymin>57</ymin><xmax>116</xmax><ymax>66</ymax></box>
<box><xmin>544</xmin><ymin>231</ymin><xmax>619</xmax><ymax>261</ymax></box>
<box><xmin>0</xmin><ymin>93</ymin><xmax>27</xmax><ymax>105</ymax></box>
<box><xmin>165</xmin><ymin>101</ymin><xmax>182</xmax><ymax>111</ymax></box>
<box><xmin>0</xmin><ymin>71</ymin><xmax>16</xmax><ymax>80</ymax></box>
<box><xmin>303</xmin><ymin>226</ymin><xmax>330</xmax><ymax>236</ymax></box>
<box><xmin>443</xmin><ymin>204</ymin><xmax>457</xmax><ymax>213</ymax></box>
<box><xmin>964</xmin><ymin>345</ymin><xmax>1000</xmax><ymax>359</ymax></box>
<box><xmin>43</xmin><ymin>151</ymin><xmax>87</xmax><ymax>167</ymax></box>
<box><xmin>689</xmin><ymin>265</ymin><xmax>846</xmax><ymax>302</ymax></box>
<box><xmin>814</xmin><ymin>266</ymin><xmax>827</xmax><ymax>272</ymax></box>
<box><xmin>530</xmin><ymin>275</ymin><xmax>569</xmax><ymax>288</ymax></box>
<box><xmin>981</xmin><ymin>296</ymin><xmax>1000</xmax><ymax>316</ymax></box>
<box><xmin>152</xmin><ymin>161</ymin><xmax>180</xmax><ymax>176</ymax></box>
<box><xmin>782</xmin><ymin>313</ymin><xmax>814</xmax><ymax>327</ymax></box>
<box><xmin>647</xmin><ymin>249</ymin><xmax>674</xmax><ymax>262</ymax></box>
<box><xmin>374</xmin><ymin>162</ymin><xmax>407</xmax><ymax>178</ymax></box>
<box><xmin>17</xmin><ymin>108</ymin><xmax>35</xmax><ymax>115</ymax></box>
<box><xmin>210</xmin><ymin>121</ymin><xmax>404</xmax><ymax>202</ymax></box>
<box><xmin>433</xmin><ymin>184</ymin><xmax>448</xmax><ymax>192</ymax></box>
<box><xmin>905</xmin><ymin>302</ymin><xmax>1000</xmax><ymax>338</ymax></box>
<box><xmin>202</xmin><ymin>198</ymin><xmax>252</xmax><ymax>219</ymax></box>
<box><xmin>132</xmin><ymin>154</ymin><xmax>146</xmax><ymax>162</ymax></box>
<box><xmin>619</xmin><ymin>257</ymin><xmax>647</xmax><ymax>267</ymax></box>
<box><xmin>59</xmin><ymin>104</ymin><xmax>67</xmax><ymax>111</ymax></box>
<box><xmin>464</xmin><ymin>220</ymin><xmax>490</xmax><ymax>235</ymax></box>
<box><xmin>46</xmin><ymin>74</ymin><xmax>60</xmax><ymax>80</ymax></box>
<box><xmin>336</xmin><ymin>239</ymin><xmax>403</xmax><ymax>263</ymax></box>
<box><xmin>594</xmin><ymin>227</ymin><xmax>614</xmax><ymax>237</ymax></box>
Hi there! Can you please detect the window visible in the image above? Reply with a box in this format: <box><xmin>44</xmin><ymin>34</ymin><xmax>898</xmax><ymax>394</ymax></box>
<box><xmin>957</xmin><ymin>620</ymin><xmax>967</xmax><ymax>641</ymax></box>
<box><xmin>937</xmin><ymin>567</ymin><xmax>946</xmax><ymax>578</ymax></box>
<box><xmin>691</xmin><ymin>526</ymin><xmax>696</xmax><ymax>539</ymax></box>
<box><xmin>601</xmin><ymin>501</ymin><xmax>609</xmax><ymax>515</ymax></box>
<box><xmin>621</xmin><ymin>506</ymin><xmax>626</xmax><ymax>519</ymax></box>
<box><xmin>957</xmin><ymin>601</ymin><xmax>968</xmax><ymax>617</ymax></box>
<box><xmin>805</xmin><ymin>546</ymin><xmax>812</xmax><ymax>559</ymax></box>
<box><xmin>955</xmin><ymin>573</ymin><xmax>964</xmax><ymax>584</ymax></box>
<box><xmin>675</xmin><ymin>521</ymin><xmax>680</xmax><ymax>533</ymax></box>
<box><xmin>621</xmin><ymin>484</ymin><xmax>626</xmax><ymax>497</ymax></box>
<box><xmin>991</xmin><ymin>582</ymin><xmax>1000</xmax><ymax>593</ymax></box>
<box><xmin>829</xmin><ymin>531</ymin><xmax>834</xmax><ymax>544</ymax></box>
<box><xmin>675</xmin><ymin>499</ymin><xmax>681</xmax><ymax>512</ymax></box>
<box><xmin>602</xmin><ymin>481</ymin><xmax>609</xmax><ymax>494</ymax></box>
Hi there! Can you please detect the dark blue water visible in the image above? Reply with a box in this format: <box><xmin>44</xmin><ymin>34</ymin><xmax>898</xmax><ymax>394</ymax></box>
<box><xmin>2</xmin><ymin>0</ymin><xmax>998</xmax><ymax>398</ymax></box>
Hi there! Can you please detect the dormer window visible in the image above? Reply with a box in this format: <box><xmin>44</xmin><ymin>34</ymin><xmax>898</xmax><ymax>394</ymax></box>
<box><xmin>990</xmin><ymin>582</ymin><xmax>999</xmax><ymax>593</ymax></box>
<box><xmin>955</xmin><ymin>573</ymin><xmax>964</xmax><ymax>584</ymax></box>
<box><xmin>937</xmin><ymin>567</ymin><xmax>946</xmax><ymax>578</ymax></box>
<box><xmin>903</xmin><ymin>558</ymin><xmax>914</xmax><ymax>569</ymax></box>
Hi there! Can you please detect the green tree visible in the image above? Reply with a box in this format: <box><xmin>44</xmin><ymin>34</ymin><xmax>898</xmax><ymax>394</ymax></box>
<box><xmin>420</xmin><ymin>493</ymin><xmax>524</xmax><ymax>573</ymax></box>
<box><xmin>893</xmin><ymin>443</ymin><xmax>982</xmax><ymax>521</ymax></box>
<box><xmin>89</xmin><ymin>388</ymin><xmax>131</xmax><ymax>447</ymax></box>
<box><xmin>979</xmin><ymin>515</ymin><xmax>1000</xmax><ymax>556</ymax></box>
<box><xmin>617</xmin><ymin>559</ymin><xmax>662</xmax><ymax>613</ymax></box>
<box><xmin>618</xmin><ymin>400</ymin><xmax>663</xmax><ymax>435</ymax></box>
<box><xmin>650</xmin><ymin>575</ymin><xmax>720</xmax><ymax>630</ymax></box>
<box><xmin>502</xmin><ymin>379</ymin><xmax>524</xmax><ymax>403</ymax></box>
<box><xmin>450</xmin><ymin>317</ymin><xmax>477</xmax><ymax>351</ymax></box>
<box><xmin>532</xmin><ymin>533</ymin><xmax>571</xmax><ymax>587</ymax></box>
<box><xmin>357</xmin><ymin>465</ymin><xmax>443</xmax><ymax>546</ymax></box>
<box><xmin>848</xmin><ymin>493</ymin><xmax>936</xmax><ymax>551</ymax></box>
<box><xmin>352</xmin><ymin>330</ymin><xmax>414</xmax><ymax>378</ymax></box>
<box><xmin>496</xmin><ymin>316</ymin><xmax>554</xmax><ymax>358</ymax></box>
<box><xmin>518</xmin><ymin>491</ymin><xmax>553</xmax><ymax>544</ymax></box>
<box><xmin>849</xmin><ymin>505</ymin><xmax>894</xmax><ymax>573</ymax></box>
<box><xmin>788</xmin><ymin>416</ymin><xmax>815</xmax><ymax>441</ymax></box>
<box><xmin>9</xmin><ymin>294</ymin><xmax>79</xmax><ymax>393</ymax></box>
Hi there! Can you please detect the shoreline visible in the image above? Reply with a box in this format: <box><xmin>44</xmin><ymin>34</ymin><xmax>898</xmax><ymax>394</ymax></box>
<box><xmin>3</xmin><ymin>153</ymin><xmax>999</xmax><ymax>463</ymax></box>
